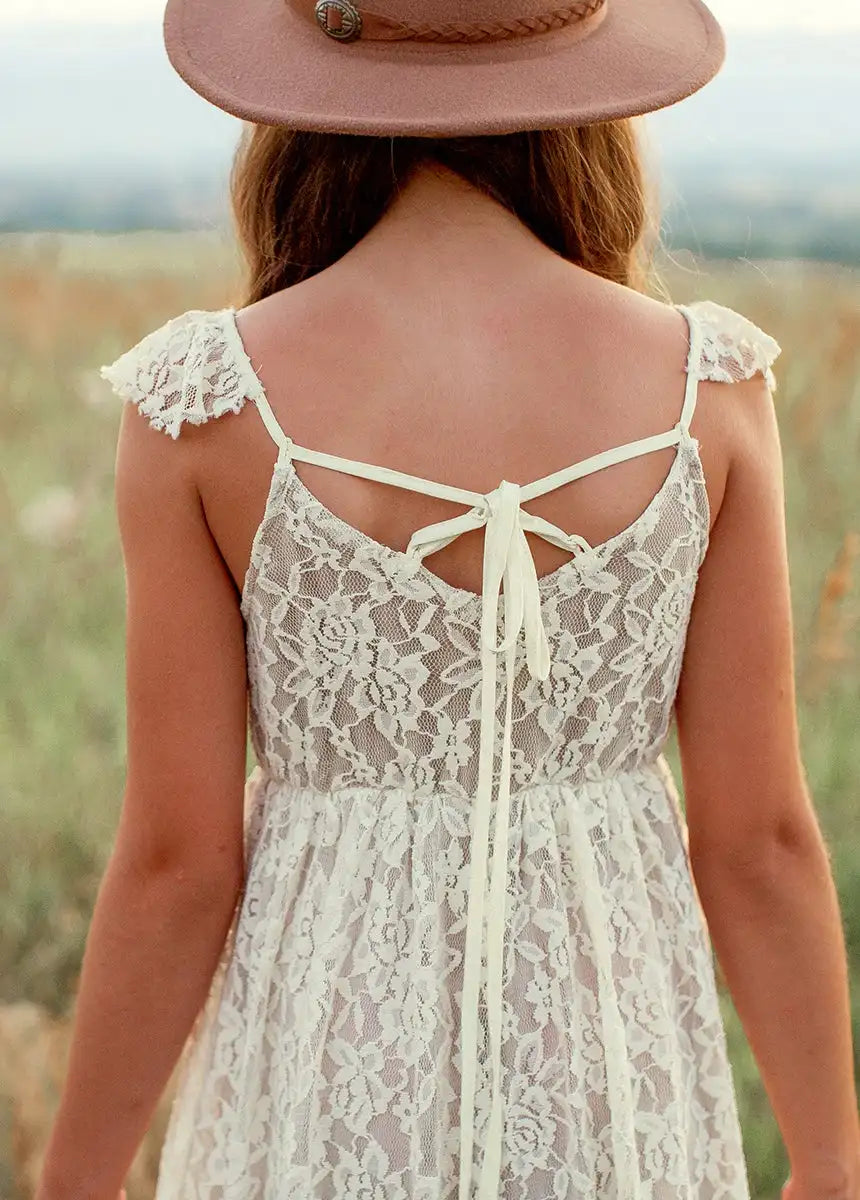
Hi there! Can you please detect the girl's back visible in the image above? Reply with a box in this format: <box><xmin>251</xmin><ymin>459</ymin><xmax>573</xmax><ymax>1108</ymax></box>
<box><xmin>98</xmin><ymin>169</ymin><xmax>786</xmax><ymax>1199</ymax></box>
<box><xmin>125</xmin><ymin>171</ymin><xmax>746</xmax><ymax>600</ymax></box>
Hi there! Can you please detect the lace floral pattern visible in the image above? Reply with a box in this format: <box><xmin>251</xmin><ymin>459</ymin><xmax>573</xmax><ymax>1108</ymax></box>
<box><xmin>99</xmin><ymin>308</ymin><xmax>255</xmax><ymax>438</ymax></box>
<box><xmin>238</xmin><ymin>432</ymin><xmax>709</xmax><ymax>799</ymax></box>
<box><xmin>690</xmin><ymin>299</ymin><xmax>781</xmax><ymax>392</ymax></box>
<box><xmin>99</xmin><ymin>297</ymin><xmax>782</xmax><ymax>1199</ymax></box>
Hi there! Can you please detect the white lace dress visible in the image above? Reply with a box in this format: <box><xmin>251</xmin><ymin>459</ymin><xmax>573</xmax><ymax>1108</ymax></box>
<box><xmin>101</xmin><ymin>298</ymin><xmax>781</xmax><ymax>1200</ymax></box>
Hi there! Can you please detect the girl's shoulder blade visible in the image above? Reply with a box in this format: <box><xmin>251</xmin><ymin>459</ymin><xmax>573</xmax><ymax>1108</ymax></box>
<box><xmin>678</xmin><ymin>298</ymin><xmax>782</xmax><ymax>393</ymax></box>
<box><xmin>99</xmin><ymin>307</ymin><xmax>254</xmax><ymax>440</ymax></box>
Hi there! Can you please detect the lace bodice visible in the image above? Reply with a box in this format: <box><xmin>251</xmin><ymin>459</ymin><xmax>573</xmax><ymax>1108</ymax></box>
<box><xmin>100</xmin><ymin>296</ymin><xmax>780</xmax><ymax>1200</ymax></box>
<box><xmin>99</xmin><ymin>294</ymin><xmax>781</xmax><ymax>802</ymax></box>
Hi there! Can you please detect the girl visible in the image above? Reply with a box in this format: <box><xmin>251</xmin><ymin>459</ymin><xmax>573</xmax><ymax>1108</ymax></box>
<box><xmin>37</xmin><ymin>0</ymin><xmax>860</xmax><ymax>1196</ymax></box>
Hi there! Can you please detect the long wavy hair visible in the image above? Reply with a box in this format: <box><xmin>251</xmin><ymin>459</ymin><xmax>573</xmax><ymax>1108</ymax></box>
<box><xmin>229</xmin><ymin>122</ymin><xmax>665</xmax><ymax>306</ymax></box>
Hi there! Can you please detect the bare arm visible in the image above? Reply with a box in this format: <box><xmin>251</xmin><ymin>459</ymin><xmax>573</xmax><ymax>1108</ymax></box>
<box><xmin>675</xmin><ymin>373</ymin><xmax>860</xmax><ymax>1195</ymax></box>
<box><xmin>36</xmin><ymin>405</ymin><xmax>249</xmax><ymax>1200</ymax></box>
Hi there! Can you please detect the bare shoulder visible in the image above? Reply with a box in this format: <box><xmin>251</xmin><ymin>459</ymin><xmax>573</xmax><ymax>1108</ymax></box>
<box><xmin>597</xmin><ymin>285</ymin><xmax>778</xmax><ymax>531</ymax></box>
<box><xmin>114</xmin><ymin>390</ymin><xmax>199</xmax><ymax>524</ymax></box>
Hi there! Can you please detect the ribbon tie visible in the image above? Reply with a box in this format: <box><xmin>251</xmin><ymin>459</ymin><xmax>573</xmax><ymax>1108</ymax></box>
<box><xmin>406</xmin><ymin>480</ymin><xmax>593</xmax><ymax>1199</ymax></box>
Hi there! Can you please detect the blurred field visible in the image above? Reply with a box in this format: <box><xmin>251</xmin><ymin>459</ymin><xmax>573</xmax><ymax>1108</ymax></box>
<box><xmin>1</xmin><ymin>232</ymin><xmax>859</xmax><ymax>1199</ymax></box>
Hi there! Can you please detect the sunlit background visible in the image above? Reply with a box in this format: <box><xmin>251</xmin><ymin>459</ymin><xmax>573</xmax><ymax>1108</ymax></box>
<box><xmin>1</xmin><ymin>3</ymin><xmax>859</xmax><ymax>1200</ymax></box>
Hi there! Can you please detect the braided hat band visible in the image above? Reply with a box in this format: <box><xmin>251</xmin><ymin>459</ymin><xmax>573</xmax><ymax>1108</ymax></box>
<box><xmin>312</xmin><ymin>0</ymin><xmax>605</xmax><ymax>44</ymax></box>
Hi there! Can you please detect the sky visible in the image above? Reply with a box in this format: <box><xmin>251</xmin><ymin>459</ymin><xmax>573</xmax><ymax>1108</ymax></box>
<box><xmin>1</xmin><ymin>0</ymin><xmax>860</xmax><ymax>28</ymax></box>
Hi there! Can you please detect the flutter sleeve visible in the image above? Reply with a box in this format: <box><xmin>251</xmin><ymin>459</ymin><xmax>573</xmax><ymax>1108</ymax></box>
<box><xmin>684</xmin><ymin>298</ymin><xmax>782</xmax><ymax>393</ymax></box>
<box><xmin>99</xmin><ymin>308</ymin><xmax>250</xmax><ymax>439</ymax></box>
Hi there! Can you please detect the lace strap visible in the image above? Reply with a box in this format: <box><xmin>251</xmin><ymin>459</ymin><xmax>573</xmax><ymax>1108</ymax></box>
<box><xmin>683</xmin><ymin>299</ymin><xmax>782</xmax><ymax>393</ymax></box>
<box><xmin>99</xmin><ymin>308</ymin><xmax>251</xmax><ymax>439</ymax></box>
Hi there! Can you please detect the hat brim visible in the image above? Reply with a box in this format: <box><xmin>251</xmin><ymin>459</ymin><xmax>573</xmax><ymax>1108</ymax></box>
<box><xmin>163</xmin><ymin>0</ymin><xmax>725</xmax><ymax>136</ymax></box>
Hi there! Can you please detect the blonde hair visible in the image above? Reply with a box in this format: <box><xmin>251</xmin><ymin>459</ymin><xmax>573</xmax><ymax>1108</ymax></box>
<box><xmin>230</xmin><ymin>123</ymin><xmax>663</xmax><ymax>305</ymax></box>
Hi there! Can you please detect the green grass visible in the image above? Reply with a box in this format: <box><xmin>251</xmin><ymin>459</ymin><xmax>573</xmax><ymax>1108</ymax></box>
<box><xmin>1</xmin><ymin>234</ymin><xmax>859</xmax><ymax>1198</ymax></box>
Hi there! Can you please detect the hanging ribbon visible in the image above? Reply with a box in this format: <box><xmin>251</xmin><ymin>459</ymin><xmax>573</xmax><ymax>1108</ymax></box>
<box><xmin>406</xmin><ymin>480</ymin><xmax>594</xmax><ymax>1199</ymax></box>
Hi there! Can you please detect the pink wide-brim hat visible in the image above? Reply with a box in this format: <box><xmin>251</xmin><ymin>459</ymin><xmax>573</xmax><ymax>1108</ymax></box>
<box><xmin>163</xmin><ymin>0</ymin><xmax>725</xmax><ymax>137</ymax></box>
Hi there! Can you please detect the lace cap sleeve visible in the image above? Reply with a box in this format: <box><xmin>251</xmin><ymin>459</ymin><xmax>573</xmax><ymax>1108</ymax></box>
<box><xmin>99</xmin><ymin>308</ymin><xmax>251</xmax><ymax>439</ymax></box>
<box><xmin>686</xmin><ymin>299</ymin><xmax>782</xmax><ymax>393</ymax></box>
